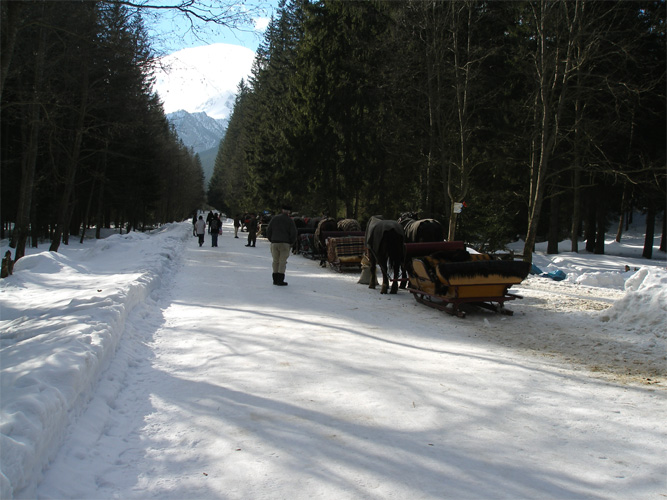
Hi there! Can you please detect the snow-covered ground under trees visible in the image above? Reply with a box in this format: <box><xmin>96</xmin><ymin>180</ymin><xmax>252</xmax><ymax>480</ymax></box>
<box><xmin>1</xmin><ymin>217</ymin><xmax>665</xmax><ymax>499</ymax></box>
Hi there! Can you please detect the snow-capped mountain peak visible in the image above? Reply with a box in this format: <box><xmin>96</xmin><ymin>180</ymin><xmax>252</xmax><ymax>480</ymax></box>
<box><xmin>153</xmin><ymin>43</ymin><xmax>254</xmax><ymax>120</ymax></box>
<box><xmin>153</xmin><ymin>44</ymin><xmax>255</xmax><ymax>182</ymax></box>
<box><xmin>167</xmin><ymin>110</ymin><xmax>228</xmax><ymax>153</ymax></box>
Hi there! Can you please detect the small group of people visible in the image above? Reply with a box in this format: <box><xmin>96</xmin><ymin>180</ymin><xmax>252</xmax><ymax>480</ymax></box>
<box><xmin>195</xmin><ymin>206</ymin><xmax>298</xmax><ymax>287</ymax></box>
<box><xmin>193</xmin><ymin>211</ymin><xmax>222</xmax><ymax>247</ymax></box>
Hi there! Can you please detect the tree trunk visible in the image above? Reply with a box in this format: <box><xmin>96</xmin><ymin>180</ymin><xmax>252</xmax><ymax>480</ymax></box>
<box><xmin>30</xmin><ymin>197</ymin><xmax>39</xmax><ymax>248</ymax></box>
<box><xmin>522</xmin><ymin>4</ymin><xmax>555</xmax><ymax>264</ymax></box>
<box><xmin>584</xmin><ymin>191</ymin><xmax>596</xmax><ymax>252</ymax></box>
<box><xmin>50</xmin><ymin>64</ymin><xmax>89</xmax><ymax>252</ymax></box>
<box><xmin>0</xmin><ymin>1</ymin><xmax>21</xmax><ymax>99</ymax></box>
<box><xmin>547</xmin><ymin>191</ymin><xmax>559</xmax><ymax>254</ymax></box>
<box><xmin>445</xmin><ymin>1</ymin><xmax>479</xmax><ymax>242</ymax></box>
<box><xmin>11</xmin><ymin>20</ymin><xmax>46</xmax><ymax>261</ymax></box>
<box><xmin>95</xmin><ymin>184</ymin><xmax>105</xmax><ymax>239</ymax></box>
<box><xmin>594</xmin><ymin>202</ymin><xmax>605</xmax><ymax>254</ymax></box>
<box><xmin>615</xmin><ymin>183</ymin><xmax>628</xmax><ymax>242</ymax></box>
<box><xmin>523</xmin><ymin>107</ymin><xmax>551</xmax><ymax>263</ymax></box>
<box><xmin>642</xmin><ymin>205</ymin><xmax>655</xmax><ymax>259</ymax></box>
<box><xmin>523</xmin><ymin>0</ymin><xmax>578</xmax><ymax>264</ymax></box>
<box><xmin>95</xmin><ymin>142</ymin><xmax>110</xmax><ymax>239</ymax></box>
<box><xmin>570</xmin><ymin>35</ymin><xmax>584</xmax><ymax>254</ymax></box>
<box><xmin>615</xmin><ymin>212</ymin><xmax>624</xmax><ymax>243</ymax></box>
<box><xmin>426</xmin><ymin>44</ymin><xmax>451</xmax><ymax>235</ymax></box>
<box><xmin>80</xmin><ymin>178</ymin><xmax>96</xmax><ymax>244</ymax></box>
<box><xmin>570</xmin><ymin>158</ymin><xmax>582</xmax><ymax>253</ymax></box>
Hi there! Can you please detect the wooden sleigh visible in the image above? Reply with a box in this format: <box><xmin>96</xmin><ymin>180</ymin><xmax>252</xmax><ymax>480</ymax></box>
<box><xmin>405</xmin><ymin>242</ymin><xmax>531</xmax><ymax>318</ymax></box>
<box><xmin>324</xmin><ymin>231</ymin><xmax>366</xmax><ymax>272</ymax></box>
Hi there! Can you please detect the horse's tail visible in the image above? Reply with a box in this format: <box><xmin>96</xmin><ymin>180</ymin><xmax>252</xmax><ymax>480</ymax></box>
<box><xmin>386</xmin><ymin>229</ymin><xmax>406</xmax><ymax>270</ymax></box>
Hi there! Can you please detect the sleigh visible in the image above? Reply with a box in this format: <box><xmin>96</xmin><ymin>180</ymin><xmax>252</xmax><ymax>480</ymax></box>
<box><xmin>405</xmin><ymin>242</ymin><xmax>531</xmax><ymax>318</ymax></box>
<box><xmin>297</xmin><ymin>228</ymin><xmax>318</xmax><ymax>259</ymax></box>
<box><xmin>324</xmin><ymin>232</ymin><xmax>366</xmax><ymax>272</ymax></box>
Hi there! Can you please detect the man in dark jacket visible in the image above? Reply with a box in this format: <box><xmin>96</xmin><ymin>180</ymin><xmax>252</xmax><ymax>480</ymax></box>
<box><xmin>210</xmin><ymin>213</ymin><xmax>220</xmax><ymax>247</ymax></box>
<box><xmin>245</xmin><ymin>213</ymin><xmax>258</xmax><ymax>247</ymax></box>
<box><xmin>206</xmin><ymin>211</ymin><xmax>214</xmax><ymax>233</ymax></box>
<box><xmin>265</xmin><ymin>205</ymin><xmax>297</xmax><ymax>286</ymax></box>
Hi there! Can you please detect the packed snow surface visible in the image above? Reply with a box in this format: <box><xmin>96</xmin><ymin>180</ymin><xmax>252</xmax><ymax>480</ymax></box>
<box><xmin>1</xmin><ymin>219</ymin><xmax>665</xmax><ymax>499</ymax></box>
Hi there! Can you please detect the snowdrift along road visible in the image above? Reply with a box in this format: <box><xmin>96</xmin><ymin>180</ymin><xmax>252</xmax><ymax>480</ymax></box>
<box><xmin>1</xmin><ymin>220</ymin><xmax>665</xmax><ymax>499</ymax></box>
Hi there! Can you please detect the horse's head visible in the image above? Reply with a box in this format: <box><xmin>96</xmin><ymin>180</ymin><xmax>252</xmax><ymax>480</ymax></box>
<box><xmin>398</xmin><ymin>212</ymin><xmax>417</xmax><ymax>226</ymax></box>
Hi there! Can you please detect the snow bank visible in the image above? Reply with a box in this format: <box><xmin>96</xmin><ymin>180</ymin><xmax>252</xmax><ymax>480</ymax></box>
<box><xmin>574</xmin><ymin>270</ymin><xmax>628</xmax><ymax>288</ymax></box>
<box><xmin>1</xmin><ymin>217</ymin><xmax>665</xmax><ymax>498</ymax></box>
<box><xmin>509</xmin><ymin>228</ymin><xmax>666</xmax><ymax>336</ymax></box>
<box><xmin>0</xmin><ymin>223</ymin><xmax>190</xmax><ymax>499</ymax></box>
<box><xmin>600</xmin><ymin>267</ymin><xmax>667</xmax><ymax>339</ymax></box>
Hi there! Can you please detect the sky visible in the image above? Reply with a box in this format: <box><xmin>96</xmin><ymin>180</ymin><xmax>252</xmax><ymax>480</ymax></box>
<box><xmin>147</xmin><ymin>1</ymin><xmax>279</xmax><ymax>117</ymax></box>
<box><xmin>1</xmin><ymin>215</ymin><xmax>665</xmax><ymax>499</ymax></box>
<box><xmin>152</xmin><ymin>43</ymin><xmax>256</xmax><ymax>118</ymax></box>
<box><xmin>146</xmin><ymin>0</ymin><xmax>279</xmax><ymax>55</ymax></box>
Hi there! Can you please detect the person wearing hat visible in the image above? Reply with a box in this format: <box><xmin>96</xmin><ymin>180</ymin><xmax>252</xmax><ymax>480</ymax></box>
<box><xmin>265</xmin><ymin>205</ymin><xmax>298</xmax><ymax>286</ymax></box>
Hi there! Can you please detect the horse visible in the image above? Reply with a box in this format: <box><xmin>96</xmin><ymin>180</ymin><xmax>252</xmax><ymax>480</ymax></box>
<box><xmin>307</xmin><ymin>217</ymin><xmax>323</xmax><ymax>229</ymax></box>
<box><xmin>292</xmin><ymin>216</ymin><xmax>307</xmax><ymax>229</ymax></box>
<box><xmin>314</xmin><ymin>217</ymin><xmax>338</xmax><ymax>266</ymax></box>
<box><xmin>365</xmin><ymin>216</ymin><xmax>406</xmax><ymax>294</ymax></box>
<box><xmin>398</xmin><ymin>212</ymin><xmax>446</xmax><ymax>243</ymax></box>
<box><xmin>337</xmin><ymin>218</ymin><xmax>361</xmax><ymax>232</ymax></box>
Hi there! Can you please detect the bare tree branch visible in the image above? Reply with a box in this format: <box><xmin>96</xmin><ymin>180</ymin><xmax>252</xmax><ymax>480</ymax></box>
<box><xmin>106</xmin><ymin>0</ymin><xmax>265</xmax><ymax>28</ymax></box>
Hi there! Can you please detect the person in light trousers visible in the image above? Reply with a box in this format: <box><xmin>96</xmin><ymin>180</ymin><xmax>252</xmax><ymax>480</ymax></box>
<box><xmin>194</xmin><ymin>215</ymin><xmax>206</xmax><ymax>247</ymax></box>
<box><xmin>265</xmin><ymin>205</ymin><xmax>297</xmax><ymax>286</ymax></box>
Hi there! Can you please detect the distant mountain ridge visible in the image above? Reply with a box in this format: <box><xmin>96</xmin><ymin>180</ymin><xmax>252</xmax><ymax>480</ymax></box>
<box><xmin>168</xmin><ymin>110</ymin><xmax>228</xmax><ymax>153</ymax></box>
<box><xmin>154</xmin><ymin>44</ymin><xmax>255</xmax><ymax>184</ymax></box>
<box><xmin>167</xmin><ymin>110</ymin><xmax>228</xmax><ymax>182</ymax></box>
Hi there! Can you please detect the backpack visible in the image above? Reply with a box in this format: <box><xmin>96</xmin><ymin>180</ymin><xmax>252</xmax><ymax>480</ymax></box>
<box><xmin>210</xmin><ymin>218</ymin><xmax>219</xmax><ymax>231</ymax></box>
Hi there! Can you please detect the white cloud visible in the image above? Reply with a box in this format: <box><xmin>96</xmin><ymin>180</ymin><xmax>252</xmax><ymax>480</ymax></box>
<box><xmin>153</xmin><ymin>43</ymin><xmax>255</xmax><ymax>119</ymax></box>
<box><xmin>254</xmin><ymin>16</ymin><xmax>271</xmax><ymax>32</ymax></box>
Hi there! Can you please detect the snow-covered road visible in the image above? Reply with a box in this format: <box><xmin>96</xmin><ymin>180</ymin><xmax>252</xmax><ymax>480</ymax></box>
<box><xmin>32</xmin><ymin>224</ymin><xmax>666</xmax><ymax>499</ymax></box>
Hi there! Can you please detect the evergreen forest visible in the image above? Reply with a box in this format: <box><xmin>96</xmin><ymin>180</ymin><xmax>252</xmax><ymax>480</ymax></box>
<box><xmin>208</xmin><ymin>0</ymin><xmax>665</xmax><ymax>260</ymax></box>
<box><xmin>1</xmin><ymin>0</ymin><xmax>207</xmax><ymax>260</ymax></box>
<box><xmin>1</xmin><ymin>0</ymin><xmax>665</xmax><ymax>264</ymax></box>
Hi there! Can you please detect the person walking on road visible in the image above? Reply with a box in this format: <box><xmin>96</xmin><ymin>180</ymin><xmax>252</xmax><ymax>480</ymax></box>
<box><xmin>233</xmin><ymin>215</ymin><xmax>241</xmax><ymax>238</ymax></box>
<box><xmin>210</xmin><ymin>214</ymin><xmax>221</xmax><ymax>247</ymax></box>
<box><xmin>194</xmin><ymin>216</ymin><xmax>206</xmax><ymax>247</ymax></box>
<box><xmin>192</xmin><ymin>210</ymin><xmax>198</xmax><ymax>236</ymax></box>
<box><xmin>206</xmin><ymin>211</ymin><xmax>214</xmax><ymax>233</ymax></box>
<box><xmin>266</xmin><ymin>205</ymin><xmax>297</xmax><ymax>286</ymax></box>
<box><xmin>245</xmin><ymin>214</ymin><xmax>258</xmax><ymax>248</ymax></box>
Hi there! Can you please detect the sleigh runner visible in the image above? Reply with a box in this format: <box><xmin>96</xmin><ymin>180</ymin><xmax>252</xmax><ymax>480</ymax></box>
<box><xmin>405</xmin><ymin>242</ymin><xmax>531</xmax><ymax>318</ymax></box>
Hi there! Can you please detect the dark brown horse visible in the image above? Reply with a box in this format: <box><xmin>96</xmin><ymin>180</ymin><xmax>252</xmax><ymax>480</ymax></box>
<box><xmin>398</xmin><ymin>212</ymin><xmax>445</xmax><ymax>243</ymax></box>
<box><xmin>365</xmin><ymin>216</ymin><xmax>406</xmax><ymax>294</ymax></box>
